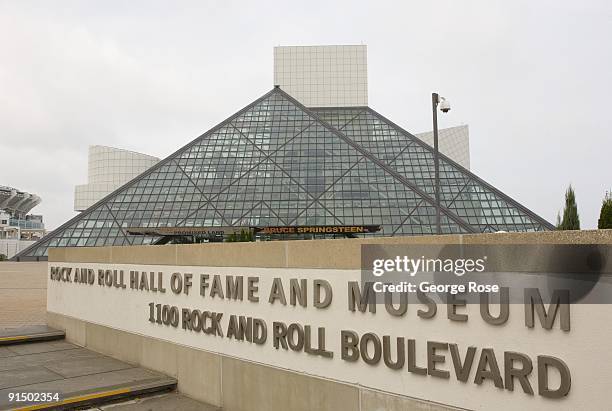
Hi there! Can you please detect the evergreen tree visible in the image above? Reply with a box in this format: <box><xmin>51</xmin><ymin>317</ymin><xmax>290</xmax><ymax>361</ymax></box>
<box><xmin>599</xmin><ymin>191</ymin><xmax>612</xmax><ymax>229</ymax></box>
<box><xmin>558</xmin><ymin>185</ymin><xmax>580</xmax><ymax>230</ymax></box>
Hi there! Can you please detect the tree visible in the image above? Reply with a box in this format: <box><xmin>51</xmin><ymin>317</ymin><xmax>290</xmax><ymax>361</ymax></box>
<box><xmin>557</xmin><ymin>185</ymin><xmax>580</xmax><ymax>230</ymax></box>
<box><xmin>239</xmin><ymin>229</ymin><xmax>248</xmax><ymax>242</ymax></box>
<box><xmin>226</xmin><ymin>230</ymin><xmax>254</xmax><ymax>242</ymax></box>
<box><xmin>599</xmin><ymin>191</ymin><xmax>612</xmax><ymax>229</ymax></box>
<box><xmin>0</xmin><ymin>254</ymin><xmax>6</xmax><ymax>261</ymax></box>
<box><xmin>238</xmin><ymin>229</ymin><xmax>254</xmax><ymax>242</ymax></box>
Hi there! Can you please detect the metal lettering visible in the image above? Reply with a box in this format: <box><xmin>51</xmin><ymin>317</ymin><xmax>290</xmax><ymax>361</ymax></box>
<box><xmin>427</xmin><ymin>341</ymin><xmax>450</xmax><ymax>379</ymax></box>
<box><xmin>226</xmin><ymin>276</ymin><xmax>244</xmax><ymax>300</ymax></box>
<box><xmin>407</xmin><ymin>339</ymin><xmax>427</xmax><ymax>375</ymax></box>
<box><xmin>268</xmin><ymin>278</ymin><xmax>287</xmax><ymax>305</ymax></box>
<box><xmin>537</xmin><ymin>355</ymin><xmax>571</xmax><ymax>398</ymax></box>
<box><xmin>170</xmin><ymin>272</ymin><xmax>183</xmax><ymax>294</ymax></box>
<box><xmin>340</xmin><ymin>330</ymin><xmax>359</xmax><ymax>362</ymax></box>
<box><xmin>289</xmin><ymin>279</ymin><xmax>307</xmax><ymax>307</ymax></box>
<box><xmin>474</xmin><ymin>348</ymin><xmax>504</xmax><ymax>388</ymax></box>
<box><xmin>272</xmin><ymin>321</ymin><xmax>288</xmax><ymax>349</ymax></box>
<box><xmin>447</xmin><ymin>293</ymin><xmax>468</xmax><ymax>322</ymax></box>
<box><xmin>384</xmin><ymin>291</ymin><xmax>407</xmax><ymax>316</ymax></box>
<box><xmin>210</xmin><ymin>275</ymin><xmax>224</xmax><ymax>299</ymax></box>
<box><xmin>382</xmin><ymin>336</ymin><xmax>405</xmax><ymax>370</ymax></box>
<box><xmin>417</xmin><ymin>290</ymin><xmax>437</xmax><ymax>319</ymax></box>
<box><xmin>247</xmin><ymin>276</ymin><xmax>259</xmax><ymax>302</ymax></box>
<box><xmin>480</xmin><ymin>287</ymin><xmax>510</xmax><ymax>325</ymax></box>
<box><xmin>348</xmin><ymin>281</ymin><xmax>376</xmax><ymax>313</ymax></box>
<box><xmin>524</xmin><ymin>288</ymin><xmax>570</xmax><ymax>331</ymax></box>
<box><xmin>313</xmin><ymin>279</ymin><xmax>332</xmax><ymax>308</ymax></box>
<box><xmin>304</xmin><ymin>326</ymin><xmax>333</xmax><ymax>358</ymax></box>
<box><xmin>360</xmin><ymin>333</ymin><xmax>382</xmax><ymax>365</ymax></box>
<box><xmin>449</xmin><ymin>344</ymin><xmax>476</xmax><ymax>382</ymax></box>
<box><xmin>287</xmin><ymin>323</ymin><xmax>305</xmax><ymax>351</ymax></box>
<box><xmin>253</xmin><ymin>318</ymin><xmax>267</xmax><ymax>344</ymax></box>
<box><xmin>504</xmin><ymin>351</ymin><xmax>534</xmax><ymax>395</ymax></box>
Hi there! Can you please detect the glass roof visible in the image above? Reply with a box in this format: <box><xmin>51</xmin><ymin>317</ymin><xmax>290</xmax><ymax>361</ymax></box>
<box><xmin>16</xmin><ymin>88</ymin><xmax>553</xmax><ymax>259</ymax></box>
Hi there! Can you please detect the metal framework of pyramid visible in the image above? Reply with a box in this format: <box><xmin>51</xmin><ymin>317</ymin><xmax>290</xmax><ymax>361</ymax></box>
<box><xmin>15</xmin><ymin>87</ymin><xmax>553</xmax><ymax>260</ymax></box>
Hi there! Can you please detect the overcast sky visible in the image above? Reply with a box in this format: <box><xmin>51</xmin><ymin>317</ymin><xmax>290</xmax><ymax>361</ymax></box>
<box><xmin>1</xmin><ymin>0</ymin><xmax>610</xmax><ymax>231</ymax></box>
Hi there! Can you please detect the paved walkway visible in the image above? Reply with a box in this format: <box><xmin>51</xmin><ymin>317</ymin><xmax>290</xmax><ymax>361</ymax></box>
<box><xmin>0</xmin><ymin>337</ymin><xmax>176</xmax><ymax>410</ymax></box>
<box><xmin>86</xmin><ymin>392</ymin><xmax>219</xmax><ymax>410</ymax></box>
<box><xmin>0</xmin><ymin>262</ymin><xmax>47</xmax><ymax>327</ymax></box>
<box><xmin>0</xmin><ymin>264</ymin><xmax>221</xmax><ymax>410</ymax></box>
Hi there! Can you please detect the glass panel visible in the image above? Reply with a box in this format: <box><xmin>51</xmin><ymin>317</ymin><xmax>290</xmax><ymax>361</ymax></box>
<box><xmin>18</xmin><ymin>90</ymin><xmax>551</xmax><ymax>259</ymax></box>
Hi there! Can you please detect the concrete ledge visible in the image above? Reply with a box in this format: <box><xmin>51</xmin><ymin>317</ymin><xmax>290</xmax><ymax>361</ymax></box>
<box><xmin>48</xmin><ymin>229</ymin><xmax>612</xmax><ymax>269</ymax></box>
<box><xmin>48</xmin><ymin>312</ymin><xmax>461</xmax><ymax>411</ymax></box>
<box><xmin>177</xmin><ymin>241</ymin><xmax>289</xmax><ymax>268</ymax></box>
<box><xmin>47</xmin><ymin>311</ymin><xmax>86</xmax><ymax>347</ymax></box>
<box><xmin>221</xmin><ymin>355</ymin><xmax>359</xmax><ymax>411</ymax></box>
<box><xmin>112</xmin><ymin>244</ymin><xmax>178</xmax><ymax>265</ymax></box>
<box><xmin>360</xmin><ymin>388</ymin><xmax>464</xmax><ymax>411</ymax></box>
<box><xmin>0</xmin><ymin>325</ymin><xmax>64</xmax><ymax>345</ymax></box>
<box><xmin>44</xmin><ymin>230</ymin><xmax>612</xmax><ymax>410</ymax></box>
<box><xmin>177</xmin><ymin>345</ymin><xmax>222</xmax><ymax>407</ymax></box>
<box><xmin>75</xmin><ymin>246</ymin><xmax>113</xmax><ymax>263</ymax></box>
<box><xmin>85</xmin><ymin>322</ymin><xmax>143</xmax><ymax>365</ymax></box>
<box><xmin>141</xmin><ymin>336</ymin><xmax>179</xmax><ymax>378</ymax></box>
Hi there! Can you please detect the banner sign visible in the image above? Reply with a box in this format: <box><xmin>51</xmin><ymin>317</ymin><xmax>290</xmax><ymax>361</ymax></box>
<box><xmin>127</xmin><ymin>225</ymin><xmax>381</xmax><ymax>237</ymax></box>
<box><xmin>254</xmin><ymin>225</ymin><xmax>381</xmax><ymax>235</ymax></box>
<box><xmin>126</xmin><ymin>227</ymin><xmax>246</xmax><ymax>237</ymax></box>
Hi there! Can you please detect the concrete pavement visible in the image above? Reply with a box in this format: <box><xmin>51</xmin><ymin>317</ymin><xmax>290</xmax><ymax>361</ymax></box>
<box><xmin>86</xmin><ymin>392</ymin><xmax>220</xmax><ymax>411</ymax></box>
<box><xmin>0</xmin><ymin>332</ymin><xmax>176</xmax><ymax>410</ymax></box>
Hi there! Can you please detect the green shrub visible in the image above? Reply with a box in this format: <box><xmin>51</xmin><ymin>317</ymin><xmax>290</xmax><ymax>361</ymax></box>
<box><xmin>599</xmin><ymin>191</ymin><xmax>612</xmax><ymax>229</ymax></box>
<box><xmin>558</xmin><ymin>185</ymin><xmax>580</xmax><ymax>230</ymax></box>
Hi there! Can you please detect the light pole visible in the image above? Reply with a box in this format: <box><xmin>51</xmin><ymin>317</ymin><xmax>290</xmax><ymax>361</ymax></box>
<box><xmin>431</xmin><ymin>93</ymin><xmax>451</xmax><ymax>235</ymax></box>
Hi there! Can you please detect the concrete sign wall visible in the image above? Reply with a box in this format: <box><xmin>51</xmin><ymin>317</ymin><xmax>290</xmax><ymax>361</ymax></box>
<box><xmin>47</xmin><ymin>230</ymin><xmax>612</xmax><ymax>411</ymax></box>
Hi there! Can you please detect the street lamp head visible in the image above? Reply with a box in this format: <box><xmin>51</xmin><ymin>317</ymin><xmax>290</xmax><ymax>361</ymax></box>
<box><xmin>439</xmin><ymin>97</ymin><xmax>451</xmax><ymax>113</ymax></box>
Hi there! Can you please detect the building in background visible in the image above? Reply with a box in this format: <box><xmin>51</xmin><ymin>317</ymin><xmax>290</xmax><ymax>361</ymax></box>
<box><xmin>274</xmin><ymin>45</ymin><xmax>368</xmax><ymax>107</ymax></box>
<box><xmin>0</xmin><ymin>185</ymin><xmax>46</xmax><ymax>258</ymax></box>
<box><xmin>274</xmin><ymin>45</ymin><xmax>470</xmax><ymax>168</ymax></box>
<box><xmin>15</xmin><ymin>86</ymin><xmax>552</xmax><ymax>260</ymax></box>
<box><xmin>15</xmin><ymin>45</ymin><xmax>550</xmax><ymax>260</ymax></box>
<box><xmin>414</xmin><ymin>125</ymin><xmax>470</xmax><ymax>169</ymax></box>
<box><xmin>74</xmin><ymin>146</ymin><xmax>159</xmax><ymax>212</ymax></box>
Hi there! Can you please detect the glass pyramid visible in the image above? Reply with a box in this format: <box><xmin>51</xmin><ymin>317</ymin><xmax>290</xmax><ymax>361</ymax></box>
<box><xmin>311</xmin><ymin>106</ymin><xmax>553</xmax><ymax>233</ymax></box>
<box><xmin>16</xmin><ymin>87</ymin><xmax>553</xmax><ymax>260</ymax></box>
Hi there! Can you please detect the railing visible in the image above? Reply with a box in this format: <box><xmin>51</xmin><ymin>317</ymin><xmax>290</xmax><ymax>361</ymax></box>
<box><xmin>8</xmin><ymin>219</ymin><xmax>44</xmax><ymax>230</ymax></box>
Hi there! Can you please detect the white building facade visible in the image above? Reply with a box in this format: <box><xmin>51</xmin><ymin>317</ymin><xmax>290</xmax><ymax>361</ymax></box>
<box><xmin>74</xmin><ymin>146</ymin><xmax>159</xmax><ymax>212</ymax></box>
<box><xmin>274</xmin><ymin>45</ymin><xmax>470</xmax><ymax>168</ymax></box>
<box><xmin>414</xmin><ymin>125</ymin><xmax>470</xmax><ymax>169</ymax></box>
<box><xmin>274</xmin><ymin>45</ymin><xmax>368</xmax><ymax>107</ymax></box>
